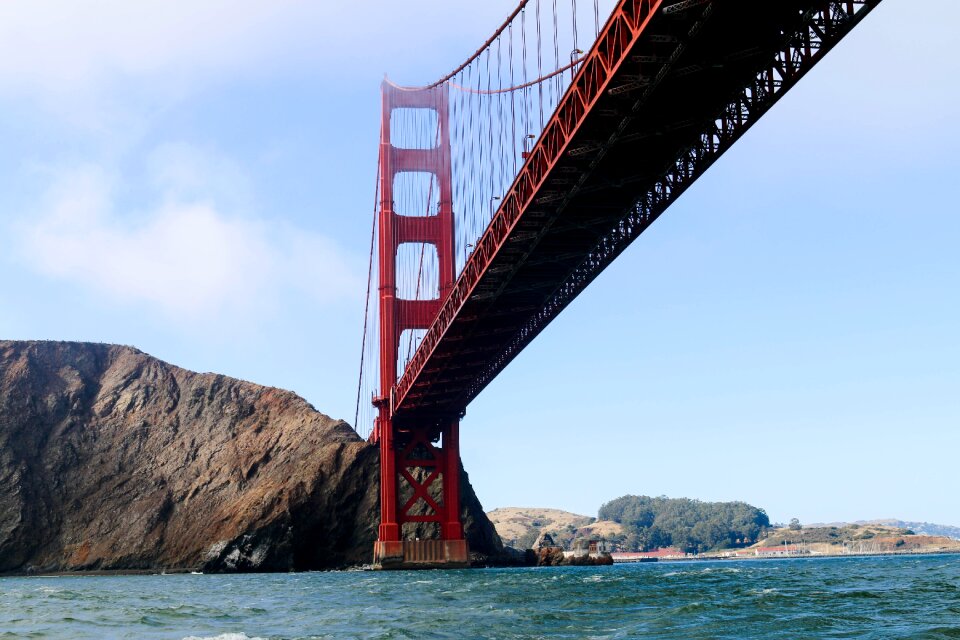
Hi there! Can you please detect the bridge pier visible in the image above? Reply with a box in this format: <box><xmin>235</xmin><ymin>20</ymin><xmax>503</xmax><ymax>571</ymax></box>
<box><xmin>372</xmin><ymin>81</ymin><xmax>468</xmax><ymax>569</ymax></box>
<box><xmin>372</xmin><ymin>418</ymin><xmax>469</xmax><ymax>570</ymax></box>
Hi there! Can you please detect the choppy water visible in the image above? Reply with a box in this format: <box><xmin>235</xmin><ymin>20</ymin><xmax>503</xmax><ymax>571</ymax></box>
<box><xmin>1</xmin><ymin>554</ymin><xmax>959</xmax><ymax>639</ymax></box>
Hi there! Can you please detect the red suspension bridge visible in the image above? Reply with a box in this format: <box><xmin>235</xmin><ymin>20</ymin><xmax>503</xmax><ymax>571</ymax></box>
<box><xmin>354</xmin><ymin>0</ymin><xmax>883</xmax><ymax>568</ymax></box>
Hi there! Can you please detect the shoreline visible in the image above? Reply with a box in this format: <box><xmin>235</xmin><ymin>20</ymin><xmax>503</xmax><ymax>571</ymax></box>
<box><xmin>5</xmin><ymin>549</ymin><xmax>960</xmax><ymax>578</ymax></box>
<box><xmin>0</xmin><ymin>567</ymin><xmax>208</xmax><ymax>578</ymax></box>
<box><xmin>614</xmin><ymin>548</ymin><xmax>960</xmax><ymax>564</ymax></box>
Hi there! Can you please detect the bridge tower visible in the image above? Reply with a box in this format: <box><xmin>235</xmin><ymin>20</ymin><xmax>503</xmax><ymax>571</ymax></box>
<box><xmin>372</xmin><ymin>81</ymin><xmax>468</xmax><ymax>568</ymax></box>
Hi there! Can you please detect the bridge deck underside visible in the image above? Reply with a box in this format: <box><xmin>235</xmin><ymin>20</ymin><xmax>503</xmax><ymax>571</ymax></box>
<box><xmin>394</xmin><ymin>1</ymin><xmax>874</xmax><ymax>429</ymax></box>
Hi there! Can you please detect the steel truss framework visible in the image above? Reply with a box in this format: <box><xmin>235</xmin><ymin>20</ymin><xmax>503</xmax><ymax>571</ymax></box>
<box><xmin>391</xmin><ymin>0</ymin><xmax>882</xmax><ymax>429</ymax></box>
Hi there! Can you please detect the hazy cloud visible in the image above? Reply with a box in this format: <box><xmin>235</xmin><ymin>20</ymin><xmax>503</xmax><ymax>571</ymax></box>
<box><xmin>0</xmin><ymin>1</ymin><xmax>525</xmax><ymax>97</ymax></box>
<box><xmin>16</xmin><ymin>147</ymin><xmax>359</xmax><ymax>322</ymax></box>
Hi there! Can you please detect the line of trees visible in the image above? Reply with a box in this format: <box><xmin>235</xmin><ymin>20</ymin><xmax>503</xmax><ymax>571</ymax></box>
<box><xmin>599</xmin><ymin>495</ymin><xmax>770</xmax><ymax>554</ymax></box>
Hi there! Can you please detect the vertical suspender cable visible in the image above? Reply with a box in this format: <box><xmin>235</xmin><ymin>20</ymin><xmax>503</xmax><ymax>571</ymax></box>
<box><xmin>355</xmin><ymin>157</ymin><xmax>381</xmax><ymax>434</ymax></box>
<box><xmin>537</xmin><ymin>0</ymin><xmax>544</xmax><ymax>129</ymax></box>
<box><xmin>497</xmin><ymin>35</ymin><xmax>505</xmax><ymax>202</ymax></box>
<box><xmin>552</xmin><ymin>0</ymin><xmax>559</xmax><ymax>113</ymax></box>
<box><xmin>521</xmin><ymin>8</ymin><xmax>529</xmax><ymax>157</ymax></box>
<box><xmin>572</xmin><ymin>0</ymin><xmax>579</xmax><ymax>68</ymax></box>
<box><xmin>507</xmin><ymin>23</ymin><xmax>520</xmax><ymax>173</ymax></box>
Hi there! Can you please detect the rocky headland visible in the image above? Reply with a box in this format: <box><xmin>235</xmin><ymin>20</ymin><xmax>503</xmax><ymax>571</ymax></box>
<box><xmin>0</xmin><ymin>340</ymin><xmax>503</xmax><ymax>574</ymax></box>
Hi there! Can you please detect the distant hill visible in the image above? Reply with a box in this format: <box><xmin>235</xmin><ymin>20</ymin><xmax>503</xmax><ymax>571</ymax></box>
<box><xmin>757</xmin><ymin>522</ymin><xmax>960</xmax><ymax>555</ymax></box>
<box><xmin>490</xmin><ymin>503</ymin><xmax>960</xmax><ymax>554</ymax></box>
<box><xmin>865</xmin><ymin>520</ymin><xmax>960</xmax><ymax>540</ymax></box>
<box><xmin>599</xmin><ymin>495</ymin><xmax>770</xmax><ymax>553</ymax></box>
<box><xmin>809</xmin><ymin>519</ymin><xmax>960</xmax><ymax>540</ymax></box>
<box><xmin>489</xmin><ymin>493</ymin><xmax>771</xmax><ymax>554</ymax></box>
<box><xmin>487</xmin><ymin>507</ymin><xmax>624</xmax><ymax>550</ymax></box>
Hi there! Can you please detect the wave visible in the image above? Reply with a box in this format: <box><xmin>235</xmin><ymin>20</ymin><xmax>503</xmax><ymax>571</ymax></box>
<box><xmin>182</xmin><ymin>634</ymin><xmax>267</xmax><ymax>640</ymax></box>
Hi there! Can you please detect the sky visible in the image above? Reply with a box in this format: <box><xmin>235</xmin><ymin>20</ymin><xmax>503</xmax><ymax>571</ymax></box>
<box><xmin>1</xmin><ymin>0</ymin><xmax>957</xmax><ymax>527</ymax></box>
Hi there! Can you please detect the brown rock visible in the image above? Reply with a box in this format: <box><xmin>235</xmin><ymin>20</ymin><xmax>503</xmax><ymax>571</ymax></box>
<box><xmin>0</xmin><ymin>340</ymin><xmax>502</xmax><ymax>573</ymax></box>
<box><xmin>566</xmin><ymin>553</ymin><xmax>614</xmax><ymax>566</ymax></box>
<box><xmin>535</xmin><ymin>547</ymin><xmax>566</xmax><ymax>566</ymax></box>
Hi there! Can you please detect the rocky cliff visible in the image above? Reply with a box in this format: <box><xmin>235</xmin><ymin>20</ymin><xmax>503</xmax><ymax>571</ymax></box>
<box><xmin>0</xmin><ymin>340</ymin><xmax>502</xmax><ymax>573</ymax></box>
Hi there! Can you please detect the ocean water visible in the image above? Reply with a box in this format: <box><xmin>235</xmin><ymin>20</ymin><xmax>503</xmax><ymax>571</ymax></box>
<box><xmin>1</xmin><ymin>554</ymin><xmax>958</xmax><ymax>639</ymax></box>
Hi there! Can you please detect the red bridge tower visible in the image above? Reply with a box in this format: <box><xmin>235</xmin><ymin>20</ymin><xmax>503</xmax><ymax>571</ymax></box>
<box><xmin>372</xmin><ymin>82</ymin><xmax>469</xmax><ymax>568</ymax></box>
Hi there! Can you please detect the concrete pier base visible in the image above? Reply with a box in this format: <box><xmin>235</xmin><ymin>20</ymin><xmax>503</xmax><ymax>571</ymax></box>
<box><xmin>373</xmin><ymin>540</ymin><xmax>470</xmax><ymax>570</ymax></box>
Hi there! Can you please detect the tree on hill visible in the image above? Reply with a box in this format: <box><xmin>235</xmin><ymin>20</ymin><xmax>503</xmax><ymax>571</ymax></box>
<box><xmin>598</xmin><ymin>495</ymin><xmax>770</xmax><ymax>553</ymax></box>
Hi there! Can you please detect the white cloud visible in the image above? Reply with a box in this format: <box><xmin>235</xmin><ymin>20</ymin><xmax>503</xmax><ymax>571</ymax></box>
<box><xmin>0</xmin><ymin>1</ymin><xmax>530</xmax><ymax>140</ymax></box>
<box><xmin>15</xmin><ymin>147</ymin><xmax>359</xmax><ymax>322</ymax></box>
<box><xmin>0</xmin><ymin>1</ymin><xmax>523</xmax><ymax>96</ymax></box>
<box><xmin>147</xmin><ymin>142</ymin><xmax>255</xmax><ymax>210</ymax></box>
<box><xmin>0</xmin><ymin>2</ymin><xmax>291</xmax><ymax>93</ymax></box>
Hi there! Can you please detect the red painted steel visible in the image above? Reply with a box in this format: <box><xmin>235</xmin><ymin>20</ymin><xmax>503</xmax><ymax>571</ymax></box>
<box><xmin>373</xmin><ymin>83</ymin><xmax>466</xmax><ymax>566</ymax></box>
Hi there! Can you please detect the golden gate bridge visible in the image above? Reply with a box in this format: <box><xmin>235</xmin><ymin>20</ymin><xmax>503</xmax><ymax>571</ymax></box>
<box><xmin>353</xmin><ymin>0</ymin><xmax>883</xmax><ymax>568</ymax></box>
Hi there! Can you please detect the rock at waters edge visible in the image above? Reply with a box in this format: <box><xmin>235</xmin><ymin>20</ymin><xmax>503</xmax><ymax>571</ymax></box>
<box><xmin>0</xmin><ymin>340</ymin><xmax>503</xmax><ymax>573</ymax></box>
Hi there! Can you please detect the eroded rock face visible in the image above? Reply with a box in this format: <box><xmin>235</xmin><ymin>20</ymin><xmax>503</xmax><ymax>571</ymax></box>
<box><xmin>0</xmin><ymin>340</ymin><xmax>502</xmax><ymax>573</ymax></box>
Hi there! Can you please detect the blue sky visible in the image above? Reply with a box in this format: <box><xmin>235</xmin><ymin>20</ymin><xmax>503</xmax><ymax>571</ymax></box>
<box><xmin>1</xmin><ymin>1</ymin><xmax>957</xmax><ymax>527</ymax></box>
